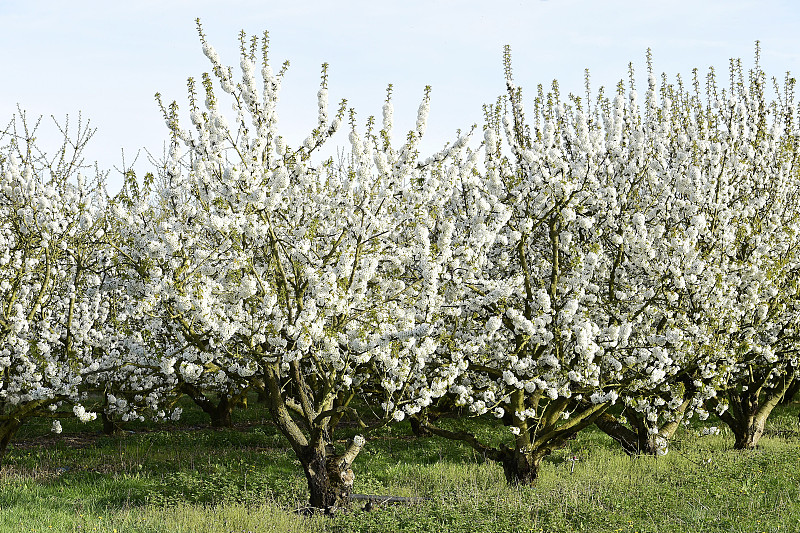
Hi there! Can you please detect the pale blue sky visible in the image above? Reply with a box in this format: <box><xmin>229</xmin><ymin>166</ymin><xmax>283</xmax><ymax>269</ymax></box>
<box><xmin>2</xmin><ymin>0</ymin><xmax>799</xmax><ymax>192</ymax></box>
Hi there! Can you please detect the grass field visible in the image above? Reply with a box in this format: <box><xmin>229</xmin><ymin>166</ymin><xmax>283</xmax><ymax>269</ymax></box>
<box><xmin>2</xmin><ymin>396</ymin><xmax>800</xmax><ymax>533</ymax></box>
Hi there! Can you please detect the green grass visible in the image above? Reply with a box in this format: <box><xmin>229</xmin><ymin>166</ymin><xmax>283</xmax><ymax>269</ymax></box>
<box><xmin>3</xmin><ymin>397</ymin><xmax>800</xmax><ymax>532</ymax></box>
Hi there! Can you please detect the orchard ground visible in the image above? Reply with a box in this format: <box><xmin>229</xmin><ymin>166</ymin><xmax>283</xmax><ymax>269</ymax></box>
<box><xmin>2</xmin><ymin>394</ymin><xmax>800</xmax><ymax>533</ymax></box>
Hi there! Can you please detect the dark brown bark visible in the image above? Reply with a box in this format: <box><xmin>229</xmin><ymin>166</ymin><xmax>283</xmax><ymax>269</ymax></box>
<box><xmin>595</xmin><ymin>399</ymin><xmax>690</xmax><ymax>456</ymax></box>
<box><xmin>497</xmin><ymin>445</ymin><xmax>543</xmax><ymax>485</ymax></box>
<box><xmin>208</xmin><ymin>401</ymin><xmax>234</xmax><ymax>428</ymax></box>
<box><xmin>179</xmin><ymin>384</ymin><xmax>246</xmax><ymax>428</ymax></box>
<box><xmin>710</xmin><ymin>371</ymin><xmax>793</xmax><ymax>450</ymax></box>
<box><xmin>299</xmin><ymin>443</ymin><xmax>357</xmax><ymax>511</ymax></box>
<box><xmin>595</xmin><ymin>412</ymin><xmax>662</xmax><ymax>455</ymax></box>
<box><xmin>0</xmin><ymin>418</ymin><xmax>22</xmax><ymax>468</ymax></box>
<box><xmin>101</xmin><ymin>411</ymin><xmax>124</xmax><ymax>435</ymax></box>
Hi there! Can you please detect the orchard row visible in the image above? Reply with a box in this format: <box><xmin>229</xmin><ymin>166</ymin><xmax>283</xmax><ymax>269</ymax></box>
<box><xmin>1</xmin><ymin>23</ymin><xmax>798</xmax><ymax>510</ymax></box>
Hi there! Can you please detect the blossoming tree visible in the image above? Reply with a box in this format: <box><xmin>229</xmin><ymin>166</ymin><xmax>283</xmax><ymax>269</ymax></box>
<box><xmin>682</xmin><ymin>53</ymin><xmax>800</xmax><ymax>449</ymax></box>
<box><xmin>112</xmin><ymin>21</ymin><xmax>471</xmax><ymax>510</ymax></box>
<box><xmin>0</xmin><ymin>112</ymin><xmax>117</xmax><ymax>464</ymax></box>
<box><xmin>415</xmin><ymin>50</ymin><xmax>733</xmax><ymax>479</ymax></box>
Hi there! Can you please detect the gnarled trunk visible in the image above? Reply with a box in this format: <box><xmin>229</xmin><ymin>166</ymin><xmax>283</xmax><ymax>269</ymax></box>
<box><xmin>207</xmin><ymin>399</ymin><xmax>235</xmax><ymax>428</ymax></box>
<box><xmin>595</xmin><ymin>412</ymin><xmax>662</xmax><ymax>455</ymax></box>
<box><xmin>261</xmin><ymin>363</ymin><xmax>365</xmax><ymax>512</ymax></box>
<box><xmin>299</xmin><ymin>443</ymin><xmax>358</xmax><ymax>511</ymax></box>
<box><xmin>417</xmin><ymin>394</ymin><xmax>609</xmax><ymax>486</ymax></box>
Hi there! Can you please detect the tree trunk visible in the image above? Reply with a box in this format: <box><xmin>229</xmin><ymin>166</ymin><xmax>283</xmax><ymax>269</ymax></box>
<box><xmin>0</xmin><ymin>418</ymin><xmax>22</xmax><ymax>469</ymax></box>
<box><xmin>498</xmin><ymin>446</ymin><xmax>542</xmax><ymax>485</ymax></box>
<box><xmin>299</xmin><ymin>444</ymin><xmax>357</xmax><ymax>511</ymax></box>
<box><xmin>261</xmin><ymin>363</ymin><xmax>365</xmax><ymax>512</ymax></box>
<box><xmin>712</xmin><ymin>373</ymin><xmax>793</xmax><ymax>450</ymax></box>
<box><xmin>595</xmin><ymin>399</ymin><xmax>689</xmax><ymax>456</ymax></box>
<box><xmin>102</xmin><ymin>392</ymin><xmax>125</xmax><ymax>435</ymax></box>
<box><xmin>780</xmin><ymin>378</ymin><xmax>800</xmax><ymax>405</ymax></box>
<box><xmin>102</xmin><ymin>411</ymin><xmax>124</xmax><ymax>435</ymax></box>
<box><xmin>417</xmin><ymin>397</ymin><xmax>609</xmax><ymax>486</ymax></box>
<box><xmin>732</xmin><ymin>414</ymin><xmax>765</xmax><ymax>450</ymax></box>
<box><xmin>179</xmin><ymin>384</ymin><xmax>241</xmax><ymax>428</ymax></box>
<box><xmin>208</xmin><ymin>399</ymin><xmax>235</xmax><ymax>428</ymax></box>
<box><xmin>595</xmin><ymin>412</ymin><xmax>662</xmax><ymax>455</ymax></box>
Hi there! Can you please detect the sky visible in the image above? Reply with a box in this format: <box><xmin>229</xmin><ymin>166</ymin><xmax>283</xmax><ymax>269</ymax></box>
<box><xmin>2</xmin><ymin>0</ymin><xmax>800</xmax><ymax>193</ymax></box>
